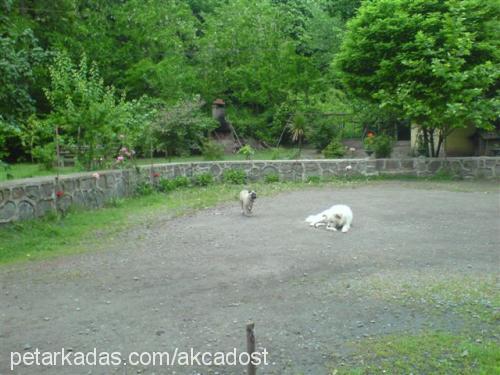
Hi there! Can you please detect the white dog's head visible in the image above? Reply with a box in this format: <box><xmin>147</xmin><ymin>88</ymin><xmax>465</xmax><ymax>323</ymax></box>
<box><xmin>331</xmin><ymin>213</ymin><xmax>343</xmax><ymax>227</ymax></box>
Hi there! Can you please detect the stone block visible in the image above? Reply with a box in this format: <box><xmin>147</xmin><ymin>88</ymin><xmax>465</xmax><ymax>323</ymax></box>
<box><xmin>36</xmin><ymin>199</ymin><xmax>55</xmax><ymax>217</ymax></box>
<box><xmin>40</xmin><ymin>183</ymin><xmax>55</xmax><ymax>198</ymax></box>
<box><xmin>0</xmin><ymin>201</ymin><xmax>16</xmax><ymax>221</ymax></box>
<box><xmin>18</xmin><ymin>200</ymin><xmax>35</xmax><ymax>220</ymax></box>
<box><xmin>25</xmin><ymin>185</ymin><xmax>40</xmax><ymax>200</ymax></box>
<box><xmin>12</xmin><ymin>187</ymin><xmax>25</xmax><ymax>200</ymax></box>
<box><xmin>385</xmin><ymin>160</ymin><xmax>400</xmax><ymax>170</ymax></box>
<box><xmin>428</xmin><ymin>160</ymin><xmax>442</xmax><ymax>173</ymax></box>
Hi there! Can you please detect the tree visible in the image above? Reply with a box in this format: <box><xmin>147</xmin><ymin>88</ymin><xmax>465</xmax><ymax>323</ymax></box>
<box><xmin>337</xmin><ymin>0</ymin><xmax>499</xmax><ymax>156</ymax></box>
<box><xmin>43</xmin><ymin>52</ymin><xmax>151</xmax><ymax>169</ymax></box>
<box><xmin>0</xmin><ymin>8</ymin><xmax>46</xmax><ymax>160</ymax></box>
<box><xmin>152</xmin><ymin>96</ymin><xmax>217</xmax><ymax>157</ymax></box>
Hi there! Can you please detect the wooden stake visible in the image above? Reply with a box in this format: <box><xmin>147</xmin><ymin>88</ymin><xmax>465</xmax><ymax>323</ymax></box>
<box><xmin>246</xmin><ymin>322</ymin><xmax>256</xmax><ymax>375</ymax></box>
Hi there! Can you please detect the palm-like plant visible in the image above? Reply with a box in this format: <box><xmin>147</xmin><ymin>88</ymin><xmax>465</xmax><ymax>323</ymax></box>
<box><xmin>288</xmin><ymin>112</ymin><xmax>307</xmax><ymax>155</ymax></box>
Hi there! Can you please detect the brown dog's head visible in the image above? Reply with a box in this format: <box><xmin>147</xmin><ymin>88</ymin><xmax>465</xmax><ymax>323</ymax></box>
<box><xmin>249</xmin><ymin>190</ymin><xmax>257</xmax><ymax>201</ymax></box>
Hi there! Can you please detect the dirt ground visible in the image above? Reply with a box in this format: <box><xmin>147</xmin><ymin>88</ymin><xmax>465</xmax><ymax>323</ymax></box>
<box><xmin>1</xmin><ymin>181</ymin><xmax>499</xmax><ymax>375</ymax></box>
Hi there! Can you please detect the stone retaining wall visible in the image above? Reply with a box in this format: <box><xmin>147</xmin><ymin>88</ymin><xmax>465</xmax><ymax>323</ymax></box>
<box><xmin>1</xmin><ymin>157</ymin><xmax>498</xmax><ymax>224</ymax></box>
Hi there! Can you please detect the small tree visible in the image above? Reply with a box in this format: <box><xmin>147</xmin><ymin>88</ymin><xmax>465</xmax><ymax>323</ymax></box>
<box><xmin>152</xmin><ymin>96</ymin><xmax>218</xmax><ymax>157</ymax></box>
<box><xmin>43</xmin><ymin>52</ymin><xmax>149</xmax><ymax>169</ymax></box>
<box><xmin>337</xmin><ymin>0</ymin><xmax>499</xmax><ymax>156</ymax></box>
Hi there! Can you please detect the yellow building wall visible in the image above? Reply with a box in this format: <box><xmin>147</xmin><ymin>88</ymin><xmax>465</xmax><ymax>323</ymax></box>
<box><xmin>444</xmin><ymin>125</ymin><xmax>476</xmax><ymax>156</ymax></box>
<box><xmin>411</xmin><ymin>124</ymin><xmax>476</xmax><ymax>156</ymax></box>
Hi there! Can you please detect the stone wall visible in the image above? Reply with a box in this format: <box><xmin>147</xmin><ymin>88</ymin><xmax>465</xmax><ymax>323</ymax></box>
<box><xmin>1</xmin><ymin>157</ymin><xmax>499</xmax><ymax>224</ymax></box>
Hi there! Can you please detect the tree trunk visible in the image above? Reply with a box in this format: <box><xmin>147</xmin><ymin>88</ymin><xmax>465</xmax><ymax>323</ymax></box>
<box><xmin>423</xmin><ymin>128</ymin><xmax>430</xmax><ymax>157</ymax></box>
<box><xmin>436</xmin><ymin>131</ymin><xmax>444</xmax><ymax>157</ymax></box>
<box><xmin>429</xmin><ymin>128</ymin><xmax>436</xmax><ymax>157</ymax></box>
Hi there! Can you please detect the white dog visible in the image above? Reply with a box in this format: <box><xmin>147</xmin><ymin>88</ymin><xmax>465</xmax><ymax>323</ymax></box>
<box><xmin>305</xmin><ymin>204</ymin><xmax>353</xmax><ymax>233</ymax></box>
<box><xmin>239</xmin><ymin>189</ymin><xmax>257</xmax><ymax>216</ymax></box>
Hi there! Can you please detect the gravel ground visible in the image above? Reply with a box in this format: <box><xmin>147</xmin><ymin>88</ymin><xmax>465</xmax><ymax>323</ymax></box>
<box><xmin>1</xmin><ymin>181</ymin><xmax>499</xmax><ymax>375</ymax></box>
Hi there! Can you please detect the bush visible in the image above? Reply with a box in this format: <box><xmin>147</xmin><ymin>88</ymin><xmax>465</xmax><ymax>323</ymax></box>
<box><xmin>237</xmin><ymin>145</ymin><xmax>255</xmax><ymax>160</ymax></box>
<box><xmin>264</xmin><ymin>173</ymin><xmax>279</xmax><ymax>183</ymax></box>
<box><xmin>202</xmin><ymin>140</ymin><xmax>224</xmax><ymax>161</ymax></box>
<box><xmin>192</xmin><ymin>172</ymin><xmax>214</xmax><ymax>186</ymax></box>
<box><xmin>307</xmin><ymin>175</ymin><xmax>321</xmax><ymax>183</ymax></box>
<box><xmin>135</xmin><ymin>181</ymin><xmax>155</xmax><ymax>196</ymax></box>
<box><xmin>309</xmin><ymin>118</ymin><xmax>340</xmax><ymax>151</ymax></box>
<box><xmin>371</xmin><ymin>134</ymin><xmax>394</xmax><ymax>158</ymax></box>
<box><xmin>32</xmin><ymin>143</ymin><xmax>56</xmax><ymax>170</ymax></box>
<box><xmin>222</xmin><ymin>169</ymin><xmax>247</xmax><ymax>184</ymax></box>
<box><xmin>322</xmin><ymin>138</ymin><xmax>345</xmax><ymax>158</ymax></box>
<box><xmin>159</xmin><ymin>176</ymin><xmax>191</xmax><ymax>192</ymax></box>
<box><xmin>153</xmin><ymin>96</ymin><xmax>218</xmax><ymax>157</ymax></box>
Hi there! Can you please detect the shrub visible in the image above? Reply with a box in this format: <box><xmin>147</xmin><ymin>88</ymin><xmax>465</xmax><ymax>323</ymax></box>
<box><xmin>222</xmin><ymin>169</ymin><xmax>247</xmax><ymax>184</ymax></box>
<box><xmin>322</xmin><ymin>138</ymin><xmax>345</xmax><ymax>158</ymax></box>
<box><xmin>309</xmin><ymin>118</ymin><xmax>340</xmax><ymax>151</ymax></box>
<box><xmin>32</xmin><ymin>143</ymin><xmax>56</xmax><ymax>170</ymax></box>
<box><xmin>237</xmin><ymin>145</ymin><xmax>255</xmax><ymax>160</ymax></box>
<box><xmin>307</xmin><ymin>175</ymin><xmax>321</xmax><ymax>184</ymax></box>
<box><xmin>264</xmin><ymin>173</ymin><xmax>279</xmax><ymax>183</ymax></box>
<box><xmin>202</xmin><ymin>140</ymin><xmax>224</xmax><ymax>161</ymax></box>
<box><xmin>371</xmin><ymin>134</ymin><xmax>394</xmax><ymax>158</ymax></box>
<box><xmin>159</xmin><ymin>176</ymin><xmax>191</xmax><ymax>192</ymax></box>
<box><xmin>192</xmin><ymin>172</ymin><xmax>214</xmax><ymax>186</ymax></box>
<box><xmin>153</xmin><ymin>96</ymin><xmax>218</xmax><ymax>157</ymax></box>
<box><xmin>135</xmin><ymin>181</ymin><xmax>155</xmax><ymax>196</ymax></box>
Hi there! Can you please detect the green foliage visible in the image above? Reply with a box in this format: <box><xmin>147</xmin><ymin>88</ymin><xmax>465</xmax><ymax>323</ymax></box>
<box><xmin>192</xmin><ymin>172</ymin><xmax>214</xmax><ymax>187</ymax></box>
<box><xmin>264</xmin><ymin>173</ymin><xmax>280</xmax><ymax>183</ymax></box>
<box><xmin>201</xmin><ymin>139</ymin><xmax>224</xmax><ymax>161</ymax></box>
<box><xmin>135</xmin><ymin>181</ymin><xmax>156</xmax><ymax>196</ymax></box>
<box><xmin>43</xmin><ymin>52</ymin><xmax>151</xmax><ymax>170</ymax></box>
<box><xmin>0</xmin><ymin>27</ymin><xmax>45</xmax><ymax>122</ymax></box>
<box><xmin>237</xmin><ymin>145</ymin><xmax>255</xmax><ymax>160</ymax></box>
<box><xmin>222</xmin><ymin>169</ymin><xmax>247</xmax><ymax>184</ymax></box>
<box><xmin>365</xmin><ymin>134</ymin><xmax>394</xmax><ymax>158</ymax></box>
<box><xmin>19</xmin><ymin>115</ymin><xmax>54</xmax><ymax>162</ymax></box>
<box><xmin>31</xmin><ymin>142</ymin><xmax>56</xmax><ymax>170</ymax></box>
<box><xmin>158</xmin><ymin>176</ymin><xmax>191</xmax><ymax>192</ymax></box>
<box><xmin>306</xmin><ymin>175</ymin><xmax>321</xmax><ymax>184</ymax></box>
<box><xmin>337</xmin><ymin>0</ymin><xmax>500</xmax><ymax>156</ymax></box>
<box><xmin>323</xmin><ymin>137</ymin><xmax>346</xmax><ymax>158</ymax></box>
<box><xmin>153</xmin><ymin>96</ymin><xmax>218</xmax><ymax>157</ymax></box>
<box><xmin>308</xmin><ymin>117</ymin><xmax>341</xmax><ymax>151</ymax></box>
<box><xmin>0</xmin><ymin>26</ymin><xmax>47</xmax><ymax>159</ymax></box>
<box><xmin>288</xmin><ymin>112</ymin><xmax>307</xmax><ymax>152</ymax></box>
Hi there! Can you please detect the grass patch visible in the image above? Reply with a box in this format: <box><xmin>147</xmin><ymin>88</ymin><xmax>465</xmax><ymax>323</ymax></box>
<box><xmin>332</xmin><ymin>331</ymin><xmax>500</xmax><ymax>375</ymax></box>
<box><xmin>335</xmin><ymin>272</ymin><xmax>500</xmax><ymax>324</ymax></box>
<box><xmin>0</xmin><ymin>162</ymin><xmax>80</xmax><ymax>181</ymax></box>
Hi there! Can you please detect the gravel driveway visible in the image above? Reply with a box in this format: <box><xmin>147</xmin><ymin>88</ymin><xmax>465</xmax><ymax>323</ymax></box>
<box><xmin>1</xmin><ymin>182</ymin><xmax>499</xmax><ymax>374</ymax></box>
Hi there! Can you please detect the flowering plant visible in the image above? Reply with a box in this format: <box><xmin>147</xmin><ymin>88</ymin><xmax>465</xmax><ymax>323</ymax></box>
<box><xmin>364</xmin><ymin>133</ymin><xmax>394</xmax><ymax>158</ymax></box>
<box><xmin>363</xmin><ymin>131</ymin><xmax>376</xmax><ymax>151</ymax></box>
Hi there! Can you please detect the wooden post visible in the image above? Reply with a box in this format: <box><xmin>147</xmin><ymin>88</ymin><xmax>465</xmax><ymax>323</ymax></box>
<box><xmin>55</xmin><ymin>126</ymin><xmax>62</xmax><ymax>168</ymax></box>
<box><xmin>246</xmin><ymin>322</ymin><xmax>256</xmax><ymax>375</ymax></box>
